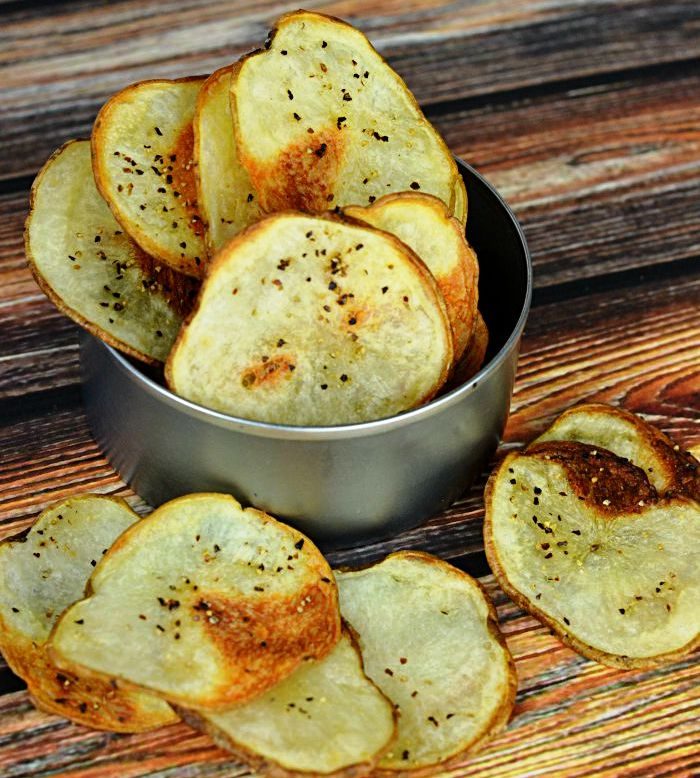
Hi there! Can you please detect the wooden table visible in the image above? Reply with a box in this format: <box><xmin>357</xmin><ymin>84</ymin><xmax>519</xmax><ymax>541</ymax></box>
<box><xmin>1</xmin><ymin>1</ymin><xmax>699</xmax><ymax>775</ymax></box>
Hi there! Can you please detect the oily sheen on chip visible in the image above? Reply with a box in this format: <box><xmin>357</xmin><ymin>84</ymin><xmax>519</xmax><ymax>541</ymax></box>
<box><xmin>0</xmin><ymin>495</ymin><xmax>176</xmax><ymax>731</ymax></box>
<box><xmin>166</xmin><ymin>212</ymin><xmax>453</xmax><ymax>425</ymax></box>
<box><xmin>50</xmin><ymin>494</ymin><xmax>340</xmax><ymax>709</ymax></box>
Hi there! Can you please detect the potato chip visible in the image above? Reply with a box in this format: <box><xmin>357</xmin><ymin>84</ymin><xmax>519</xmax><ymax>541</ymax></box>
<box><xmin>0</xmin><ymin>495</ymin><xmax>175</xmax><ymax>731</ymax></box>
<box><xmin>50</xmin><ymin>493</ymin><xmax>340</xmax><ymax>710</ymax></box>
<box><xmin>166</xmin><ymin>213</ymin><xmax>453</xmax><ymax>425</ymax></box>
<box><xmin>194</xmin><ymin>65</ymin><xmax>261</xmax><ymax>254</ymax></box>
<box><xmin>445</xmin><ymin>311</ymin><xmax>489</xmax><ymax>390</ymax></box>
<box><xmin>452</xmin><ymin>175</ymin><xmax>467</xmax><ymax>225</ymax></box>
<box><xmin>182</xmin><ymin>629</ymin><xmax>396</xmax><ymax>777</ymax></box>
<box><xmin>344</xmin><ymin>192</ymin><xmax>478</xmax><ymax>360</ymax></box>
<box><xmin>534</xmin><ymin>403</ymin><xmax>700</xmax><ymax>500</ymax></box>
<box><xmin>92</xmin><ymin>77</ymin><xmax>207</xmax><ymax>277</ymax></box>
<box><xmin>25</xmin><ymin>140</ymin><xmax>198</xmax><ymax>365</ymax></box>
<box><xmin>485</xmin><ymin>441</ymin><xmax>700</xmax><ymax>668</ymax></box>
<box><xmin>232</xmin><ymin>11</ymin><xmax>459</xmax><ymax>215</ymax></box>
<box><xmin>336</xmin><ymin>552</ymin><xmax>516</xmax><ymax>772</ymax></box>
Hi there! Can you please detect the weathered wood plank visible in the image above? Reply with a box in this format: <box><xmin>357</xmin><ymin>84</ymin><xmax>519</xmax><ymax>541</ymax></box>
<box><xmin>0</xmin><ymin>575</ymin><xmax>696</xmax><ymax>778</ymax></box>
<box><xmin>1</xmin><ymin>1</ymin><xmax>699</xmax><ymax>180</ymax></box>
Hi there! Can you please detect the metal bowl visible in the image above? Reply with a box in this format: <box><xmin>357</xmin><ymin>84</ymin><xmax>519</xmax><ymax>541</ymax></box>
<box><xmin>80</xmin><ymin>159</ymin><xmax>532</xmax><ymax>545</ymax></box>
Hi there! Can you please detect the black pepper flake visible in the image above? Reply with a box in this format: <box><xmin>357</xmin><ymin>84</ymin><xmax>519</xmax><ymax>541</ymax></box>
<box><xmin>287</xmin><ymin>89</ymin><xmax>294</xmax><ymax>100</ymax></box>
<box><xmin>156</xmin><ymin>624</ymin><xmax>165</xmax><ymax>632</ymax></box>
<box><xmin>74</xmin><ymin>619</ymin><xmax>84</xmax><ymax>625</ymax></box>
<box><xmin>340</xmin><ymin>374</ymin><xmax>348</xmax><ymax>382</ymax></box>
<box><xmin>113</xmin><ymin>302</ymin><xmax>124</xmax><ymax>311</ymax></box>
<box><xmin>384</xmin><ymin>668</ymin><xmax>394</xmax><ymax>676</ymax></box>
<box><xmin>151</xmin><ymin>166</ymin><xmax>161</xmax><ymax>176</ymax></box>
<box><xmin>293</xmin><ymin>112</ymin><xmax>302</xmax><ymax>121</ymax></box>
<box><xmin>534</xmin><ymin>486</ymin><xmax>542</xmax><ymax>494</ymax></box>
<box><xmin>563</xmin><ymin>617</ymin><xmax>570</xmax><ymax>625</ymax></box>
<box><xmin>619</xmin><ymin>609</ymin><xmax>625</xmax><ymax>615</ymax></box>
<box><xmin>213</xmin><ymin>544</ymin><xmax>221</xmax><ymax>553</ymax></box>
<box><xmin>328</xmin><ymin>281</ymin><xmax>337</xmax><ymax>290</ymax></box>
<box><xmin>428</xmin><ymin>716</ymin><xmax>439</xmax><ymax>727</ymax></box>
<box><xmin>94</xmin><ymin>235</ymin><xmax>101</xmax><ymax>243</ymax></box>
<box><xmin>320</xmin><ymin>384</ymin><xmax>328</xmax><ymax>390</ymax></box>
<box><xmin>11</xmin><ymin>607</ymin><xmax>19</xmax><ymax>613</ymax></box>
<box><xmin>154</xmin><ymin>127</ymin><xmax>163</xmax><ymax>136</ymax></box>
<box><xmin>336</xmin><ymin>116</ymin><xmax>346</xmax><ymax>129</ymax></box>
<box><xmin>254</xmin><ymin>585</ymin><xmax>265</xmax><ymax>592</ymax></box>
<box><xmin>368</xmin><ymin>195</ymin><xmax>376</xmax><ymax>203</ymax></box>
<box><xmin>356</xmin><ymin>243</ymin><xmax>364</xmax><ymax>250</ymax></box>
<box><xmin>281</xmin><ymin>49</ymin><xmax>288</xmax><ymax>55</ymax></box>
<box><xmin>79</xmin><ymin>702</ymin><xmax>88</xmax><ymax>714</ymax></box>
<box><xmin>381</xmin><ymin>286</ymin><xmax>388</xmax><ymax>294</ymax></box>
<box><xmin>342</xmin><ymin>93</ymin><xmax>352</xmax><ymax>101</ymax></box>
<box><xmin>315</xmin><ymin>143</ymin><xmax>327</xmax><ymax>158</ymax></box>
<box><xmin>247</xmin><ymin>193</ymin><xmax>254</xmax><ymax>202</ymax></box>
<box><xmin>322</xmin><ymin>40</ymin><xmax>327</xmax><ymax>48</ymax></box>
<box><xmin>410</xmin><ymin>181</ymin><xmax>421</xmax><ymax>190</ymax></box>
<box><xmin>348</xmin><ymin>317</ymin><xmax>357</xmax><ymax>325</ymax></box>
<box><xmin>572</xmin><ymin>529</ymin><xmax>582</xmax><ymax>535</ymax></box>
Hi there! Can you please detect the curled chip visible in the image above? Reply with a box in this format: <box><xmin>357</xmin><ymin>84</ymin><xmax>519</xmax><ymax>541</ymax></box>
<box><xmin>50</xmin><ymin>494</ymin><xmax>340</xmax><ymax>710</ymax></box>
<box><xmin>92</xmin><ymin>77</ymin><xmax>207</xmax><ymax>277</ymax></box>
<box><xmin>344</xmin><ymin>192</ymin><xmax>478</xmax><ymax>361</ymax></box>
<box><xmin>25</xmin><ymin>140</ymin><xmax>198</xmax><ymax>365</ymax></box>
<box><xmin>232</xmin><ymin>11</ymin><xmax>459</xmax><ymax>215</ymax></box>
<box><xmin>336</xmin><ymin>552</ymin><xmax>516</xmax><ymax>773</ymax></box>
<box><xmin>194</xmin><ymin>65</ymin><xmax>261</xmax><ymax>254</ymax></box>
<box><xmin>534</xmin><ymin>403</ymin><xmax>700</xmax><ymax>500</ymax></box>
<box><xmin>452</xmin><ymin>175</ymin><xmax>468</xmax><ymax>225</ymax></box>
<box><xmin>0</xmin><ymin>495</ymin><xmax>176</xmax><ymax>731</ymax></box>
<box><xmin>166</xmin><ymin>213</ymin><xmax>453</xmax><ymax>425</ymax></box>
<box><xmin>182</xmin><ymin>629</ymin><xmax>396</xmax><ymax>777</ymax></box>
<box><xmin>485</xmin><ymin>441</ymin><xmax>700</xmax><ymax>668</ymax></box>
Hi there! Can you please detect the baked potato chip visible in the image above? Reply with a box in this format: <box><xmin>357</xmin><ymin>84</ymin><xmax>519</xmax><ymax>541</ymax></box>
<box><xmin>166</xmin><ymin>213</ymin><xmax>453</xmax><ymax>425</ymax></box>
<box><xmin>232</xmin><ymin>11</ymin><xmax>459</xmax><ymax>215</ymax></box>
<box><xmin>182</xmin><ymin>629</ymin><xmax>396</xmax><ymax>777</ymax></box>
<box><xmin>92</xmin><ymin>77</ymin><xmax>207</xmax><ymax>277</ymax></box>
<box><xmin>485</xmin><ymin>441</ymin><xmax>700</xmax><ymax>668</ymax></box>
<box><xmin>50</xmin><ymin>493</ymin><xmax>340</xmax><ymax>710</ymax></box>
<box><xmin>0</xmin><ymin>495</ymin><xmax>175</xmax><ymax>731</ymax></box>
<box><xmin>452</xmin><ymin>176</ymin><xmax>467</xmax><ymax>226</ymax></box>
<box><xmin>445</xmin><ymin>311</ymin><xmax>489</xmax><ymax>390</ymax></box>
<box><xmin>25</xmin><ymin>140</ymin><xmax>198</xmax><ymax>365</ymax></box>
<box><xmin>194</xmin><ymin>65</ymin><xmax>261</xmax><ymax>254</ymax></box>
<box><xmin>344</xmin><ymin>192</ymin><xmax>478</xmax><ymax>360</ymax></box>
<box><xmin>534</xmin><ymin>403</ymin><xmax>700</xmax><ymax>500</ymax></box>
<box><xmin>336</xmin><ymin>552</ymin><xmax>516</xmax><ymax>773</ymax></box>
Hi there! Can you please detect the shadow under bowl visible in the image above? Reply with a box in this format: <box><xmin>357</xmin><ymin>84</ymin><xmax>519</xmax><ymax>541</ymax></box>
<box><xmin>80</xmin><ymin>159</ymin><xmax>532</xmax><ymax>548</ymax></box>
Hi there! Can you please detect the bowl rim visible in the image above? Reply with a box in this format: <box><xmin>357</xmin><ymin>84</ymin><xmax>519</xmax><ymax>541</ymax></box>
<box><xmin>93</xmin><ymin>159</ymin><xmax>532</xmax><ymax>440</ymax></box>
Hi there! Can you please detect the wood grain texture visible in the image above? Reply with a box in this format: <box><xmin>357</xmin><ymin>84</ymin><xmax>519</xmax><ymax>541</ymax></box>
<box><xmin>1</xmin><ymin>1</ymin><xmax>700</xmax><ymax>180</ymax></box>
<box><xmin>1</xmin><ymin>1</ymin><xmax>699</xmax><ymax>775</ymax></box>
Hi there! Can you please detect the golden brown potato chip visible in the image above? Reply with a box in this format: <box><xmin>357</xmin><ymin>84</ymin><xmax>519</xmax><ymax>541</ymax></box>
<box><xmin>336</xmin><ymin>552</ymin><xmax>516</xmax><ymax>773</ymax></box>
<box><xmin>166</xmin><ymin>212</ymin><xmax>453</xmax><ymax>425</ymax></box>
<box><xmin>485</xmin><ymin>441</ymin><xmax>700</xmax><ymax>669</ymax></box>
<box><xmin>182</xmin><ymin>629</ymin><xmax>396</xmax><ymax>777</ymax></box>
<box><xmin>445</xmin><ymin>311</ymin><xmax>489</xmax><ymax>390</ymax></box>
<box><xmin>232</xmin><ymin>11</ymin><xmax>459</xmax><ymax>215</ymax></box>
<box><xmin>194</xmin><ymin>65</ymin><xmax>261</xmax><ymax>254</ymax></box>
<box><xmin>50</xmin><ymin>493</ymin><xmax>340</xmax><ymax>710</ymax></box>
<box><xmin>344</xmin><ymin>192</ymin><xmax>478</xmax><ymax>360</ymax></box>
<box><xmin>92</xmin><ymin>77</ymin><xmax>207</xmax><ymax>277</ymax></box>
<box><xmin>25</xmin><ymin>140</ymin><xmax>198</xmax><ymax>365</ymax></box>
<box><xmin>0</xmin><ymin>495</ymin><xmax>176</xmax><ymax>732</ymax></box>
<box><xmin>534</xmin><ymin>403</ymin><xmax>700</xmax><ymax>500</ymax></box>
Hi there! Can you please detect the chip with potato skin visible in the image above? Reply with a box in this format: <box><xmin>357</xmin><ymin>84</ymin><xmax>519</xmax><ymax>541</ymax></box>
<box><xmin>335</xmin><ymin>552</ymin><xmax>516</xmax><ymax>774</ymax></box>
<box><xmin>452</xmin><ymin>175</ymin><xmax>468</xmax><ymax>226</ymax></box>
<box><xmin>50</xmin><ymin>493</ymin><xmax>341</xmax><ymax>710</ymax></box>
<box><xmin>485</xmin><ymin>441</ymin><xmax>700</xmax><ymax>669</ymax></box>
<box><xmin>166</xmin><ymin>212</ymin><xmax>453</xmax><ymax>426</ymax></box>
<box><xmin>0</xmin><ymin>495</ymin><xmax>176</xmax><ymax>732</ymax></box>
<box><xmin>92</xmin><ymin>77</ymin><xmax>207</xmax><ymax>277</ymax></box>
<box><xmin>25</xmin><ymin>140</ymin><xmax>198</xmax><ymax>365</ymax></box>
<box><xmin>232</xmin><ymin>11</ymin><xmax>459</xmax><ymax>216</ymax></box>
<box><xmin>533</xmin><ymin>403</ymin><xmax>700</xmax><ymax>501</ymax></box>
<box><xmin>344</xmin><ymin>192</ymin><xmax>478</xmax><ymax>361</ymax></box>
<box><xmin>194</xmin><ymin>64</ymin><xmax>261</xmax><ymax>254</ymax></box>
<box><xmin>181</xmin><ymin>628</ymin><xmax>397</xmax><ymax>778</ymax></box>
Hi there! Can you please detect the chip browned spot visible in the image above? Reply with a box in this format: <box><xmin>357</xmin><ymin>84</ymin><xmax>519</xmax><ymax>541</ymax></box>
<box><xmin>232</xmin><ymin>11</ymin><xmax>459</xmax><ymax>216</ymax></box>
<box><xmin>92</xmin><ymin>77</ymin><xmax>207</xmax><ymax>277</ymax></box>
<box><xmin>533</xmin><ymin>403</ymin><xmax>700</xmax><ymax>501</ymax></box>
<box><xmin>0</xmin><ymin>495</ymin><xmax>175</xmax><ymax>732</ymax></box>
<box><xmin>25</xmin><ymin>140</ymin><xmax>198</xmax><ymax>365</ymax></box>
<box><xmin>50</xmin><ymin>494</ymin><xmax>340</xmax><ymax>710</ymax></box>
<box><xmin>485</xmin><ymin>442</ymin><xmax>700</xmax><ymax>669</ymax></box>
